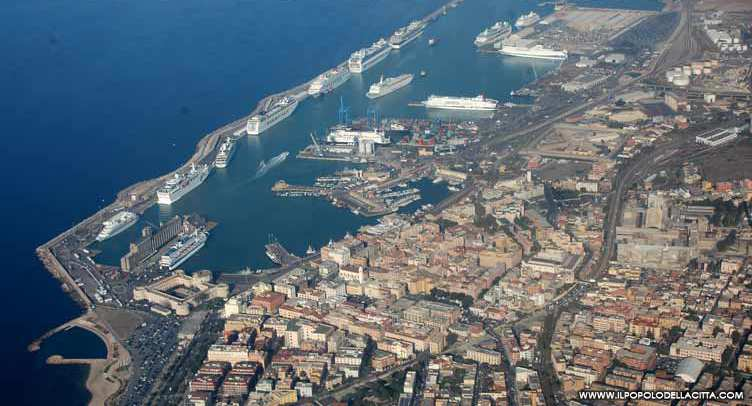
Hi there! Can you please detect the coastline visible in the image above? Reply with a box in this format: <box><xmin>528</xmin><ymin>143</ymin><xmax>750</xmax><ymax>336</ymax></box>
<box><xmin>32</xmin><ymin>0</ymin><xmax>464</xmax><ymax>404</ymax></box>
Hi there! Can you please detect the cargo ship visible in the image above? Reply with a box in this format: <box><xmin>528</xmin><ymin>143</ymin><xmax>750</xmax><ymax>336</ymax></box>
<box><xmin>422</xmin><ymin>95</ymin><xmax>498</xmax><ymax>111</ymax></box>
<box><xmin>389</xmin><ymin>20</ymin><xmax>426</xmax><ymax>49</ymax></box>
<box><xmin>366</xmin><ymin>74</ymin><xmax>413</xmax><ymax>99</ymax></box>
<box><xmin>308</xmin><ymin>67</ymin><xmax>352</xmax><ymax>97</ymax></box>
<box><xmin>499</xmin><ymin>44</ymin><xmax>567</xmax><ymax>60</ymax></box>
<box><xmin>159</xmin><ymin>230</ymin><xmax>208</xmax><ymax>270</ymax></box>
<box><xmin>246</xmin><ymin>96</ymin><xmax>299</xmax><ymax>135</ymax></box>
<box><xmin>474</xmin><ymin>21</ymin><xmax>512</xmax><ymax>47</ymax></box>
<box><xmin>96</xmin><ymin>211</ymin><xmax>138</xmax><ymax>241</ymax></box>
<box><xmin>213</xmin><ymin>138</ymin><xmax>235</xmax><ymax>168</ymax></box>
<box><xmin>515</xmin><ymin>11</ymin><xmax>540</xmax><ymax>28</ymax></box>
<box><xmin>157</xmin><ymin>163</ymin><xmax>210</xmax><ymax>205</ymax></box>
<box><xmin>348</xmin><ymin>39</ymin><xmax>391</xmax><ymax>73</ymax></box>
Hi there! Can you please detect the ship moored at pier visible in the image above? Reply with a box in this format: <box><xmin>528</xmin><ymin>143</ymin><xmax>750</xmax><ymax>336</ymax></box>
<box><xmin>156</xmin><ymin>163</ymin><xmax>211</xmax><ymax>205</ymax></box>
<box><xmin>474</xmin><ymin>21</ymin><xmax>512</xmax><ymax>47</ymax></box>
<box><xmin>213</xmin><ymin>138</ymin><xmax>235</xmax><ymax>168</ymax></box>
<box><xmin>308</xmin><ymin>67</ymin><xmax>352</xmax><ymax>97</ymax></box>
<box><xmin>422</xmin><ymin>94</ymin><xmax>498</xmax><ymax>111</ymax></box>
<box><xmin>96</xmin><ymin>211</ymin><xmax>138</xmax><ymax>242</ymax></box>
<box><xmin>159</xmin><ymin>230</ymin><xmax>208</xmax><ymax>270</ymax></box>
<box><xmin>389</xmin><ymin>20</ymin><xmax>426</xmax><ymax>49</ymax></box>
<box><xmin>515</xmin><ymin>11</ymin><xmax>541</xmax><ymax>28</ymax></box>
<box><xmin>499</xmin><ymin>44</ymin><xmax>568</xmax><ymax>60</ymax></box>
<box><xmin>348</xmin><ymin>39</ymin><xmax>391</xmax><ymax>73</ymax></box>
<box><xmin>246</xmin><ymin>96</ymin><xmax>299</xmax><ymax>135</ymax></box>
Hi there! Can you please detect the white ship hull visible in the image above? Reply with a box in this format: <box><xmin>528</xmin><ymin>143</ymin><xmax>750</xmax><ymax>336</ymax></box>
<box><xmin>96</xmin><ymin>212</ymin><xmax>138</xmax><ymax>241</ymax></box>
<box><xmin>326</xmin><ymin>126</ymin><xmax>390</xmax><ymax>145</ymax></box>
<box><xmin>214</xmin><ymin>140</ymin><xmax>236</xmax><ymax>168</ymax></box>
<box><xmin>423</xmin><ymin>95</ymin><xmax>498</xmax><ymax>111</ymax></box>
<box><xmin>474</xmin><ymin>22</ymin><xmax>512</xmax><ymax>47</ymax></box>
<box><xmin>157</xmin><ymin>165</ymin><xmax>210</xmax><ymax>205</ymax></box>
<box><xmin>499</xmin><ymin>45</ymin><xmax>567</xmax><ymax>60</ymax></box>
<box><xmin>390</xmin><ymin>28</ymin><xmax>424</xmax><ymax>49</ymax></box>
<box><xmin>246</xmin><ymin>97</ymin><xmax>299</xmax><ymax>135</ymax></box>
<box><xmin>308</xmin><ymin>69</ymin><xmax>352</xmax><ymax>97</ymax></box>
<box><xmin>160</xmin><ymin>232</ymin><xmax>208</xmax><ymax>270</ymax></box>
<box><xmin>349</xmin><ymin>45</ymin><xmax>390</xmax><ymax>73</ymax></box>
<box><xmin>366</xmin><ymin>74</ymin><xmax>413</xmax><ymax>99</ymax></box>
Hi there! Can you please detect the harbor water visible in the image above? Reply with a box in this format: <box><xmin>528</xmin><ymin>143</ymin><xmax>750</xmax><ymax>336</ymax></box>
<box><xmin>0</xmin><ymin>0</ymin><xmax>662</xmax><ymax>403</ymax></box>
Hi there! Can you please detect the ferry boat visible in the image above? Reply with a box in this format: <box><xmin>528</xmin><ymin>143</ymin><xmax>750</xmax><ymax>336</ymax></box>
<box><xmin>157</xmin><ymin>163</ymin><xmax>210</xmax><ymax>205</ymax></box>
<box><xmin>213</xmin><ymin>138</ymin><xmax>235</xmax><ymax>168</ymax></box>
<box><xmin>515</xmin><ymin>11</ymin><xmax>541</xmax><ymax>28</ymax></box>
<box><xmin>499</xmin><ymin>44</ymin><xmax>567</xmax><ymax>60</ymax></box>
<box><xmin>474</xmin><ymin>21</ymin><xmax>512</xmax><ymax>47</ymax></box>
<box><xmin>159</xmin><ymin>230</ymin><xmax>208</xmax><ymax>270</ymax></box>
<box><xmin>96</xmin><ymin>211</ymin><xmax>138</xmax><ymax>241</ymax></box>
<box><xmin>366</xmin><ymin>74</ymin><xmax>413</xmax><ymax>99</ymax></box>
<box><xmin>389</xmin><ymin>20</ymin><xmax>426</xmax><ymax>49</ymax></box>
<box><xmin>308</xmin><ymin>67</ymin><xmax>352</xmax><ymax>97</ymax></box>
<box><xmin>423</xmin><ymin>95</ymin><xmax>498</xmax><ymax>111</ymax></box>
<box><xmin>326</xmin><ymin>125</ymin><xmax>390</xmax><ymax>145</ymax></box>
<box><xmin>348</xmin><ymin>39</ymin><xmax>391</xmax><ymax>73</ymax></box>
<box><xmin>256</xmin><ymin>151</ymin><xmax>289</xmax><ymax>177</ymax></box>
<box><xmin>246</xmin><ymin>96</ymin><xmax>298</xmax><ymax>135</ymax></box>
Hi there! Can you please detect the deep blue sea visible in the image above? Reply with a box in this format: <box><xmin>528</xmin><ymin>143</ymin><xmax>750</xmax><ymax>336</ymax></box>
<box><xmin>0</xmin><ymin>0</ymin><xmax>661</xmax><ymax>403</ymax></box>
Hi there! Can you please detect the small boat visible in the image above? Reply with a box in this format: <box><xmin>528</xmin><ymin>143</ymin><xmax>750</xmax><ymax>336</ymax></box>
<box><xmin>420</xmin><ymin>70</ymin><xmax>427</xmax><ymax>77</ymax></box>
<box><xmin>428</xmin><ymin>38</ymin><xmax>437</xmax><ymax>46</ymax></box>
<box><xmin>306</xmin><ymin>245</ymin><xmax>316</xmax><ymax>255</ymax></box>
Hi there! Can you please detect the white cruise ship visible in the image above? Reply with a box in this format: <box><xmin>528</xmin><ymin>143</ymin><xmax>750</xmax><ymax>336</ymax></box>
<box><xmin>308</xmin><ymin>67</ymin><xmax>352</xmax><ymax>97</ymax></box>
<box><xmin>515</xmin><ymin>11</ymin><xmax>541</xmax><ymax>28</ymax></box>
<box><xmin>159</xmin><ymin>230</ymin><xmax>208</xmax><ymax>270</ymax></box>
<box><xmin>96</xmin><ymin>211</ymin><xmax>138</xmax><ymax>241</ymax></box>
<box><xmin>326</xmin><ymin>125</ymin><xmax>390</xmax><ymax>145</ymax></box>
<box><xmin>246</xmin><ymin>96</ymin><xmax>298</xmax><ymax>135</ymax></box>
<box><xmin>499</xmin><ymin>44</ymin><xmax>567</xmax><ymax>60</ymax></box>
<box><xmin>348</xmin><ymin>39</ymin><xmax>391</xmax><ymax>73</ymax></box>
<box><xmin>423</xmin><ymin>95</ymin><xmax>498</xmax><ymax>111</ymax></box>
<box><xmin>156</xmin><ymin>163</ymin><xmax>210</xmax><ymax>205</ymax></box>
<box><xmin>389</xmin><ymin>20</ymin><xmax>426</xmax><ymax>49</ymax></box>
<box><xmin>213</xmin><ymin>138</ymin><xmax>235</xmax><ymax>168</ymax></box>
<box><xmin>474</xmin><ymin>21</ymin><xmax>512</xmax><ymax>47</ymax></box>
<box><xmin>366</xmin><ymin>74</ymin><xmax>413</xmax><ymax>99</ymax></box>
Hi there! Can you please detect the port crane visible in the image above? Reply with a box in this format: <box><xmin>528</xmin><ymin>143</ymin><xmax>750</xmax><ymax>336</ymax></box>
<box><xmin>310</xmin><ymin>132</ymin><xmax>323</xmax><ymax>156</ymax></box>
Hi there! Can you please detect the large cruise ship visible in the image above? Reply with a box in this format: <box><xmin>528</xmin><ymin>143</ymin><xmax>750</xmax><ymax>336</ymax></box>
<box><xmin>213</xmin><ymin>138</ymin><xmax>235</xmax><ymax>168</ymax></box>
<box><xmin>246</xmin><ymin>96</ymin><xmax>298</xmax><ymax>135</ymax></box>
<box><xmin>423</xmin><ymin>95</ymin><xmax>498</xmax><ymax>111</ymax></box>
<box><xmin>366</xmin><ymin>74</ymin><xmax>413</xmax><ymax>99</ymax></box>
<box><xmin>326</xmin><ymin>125</ymin><xmax>390</xmax><ymax>145</ymax></box>
<box><xmin>159</xmin><ymin>230</ymin><xmax>208</xmax><ymax>270</ymax></box>
<box><xmin>474</xmin><ymin>21</ymin><xmax>512</xmax><ymax>47</ymax></box>
<box><xmin>499</xmin><ymin>44</ymin><xmax>568</xmax><ymax>60</ymax></box>
<box><xmin>515</xmin><ymin>11</ymin><xmax>541</xmax><ymax>28</ymax></box>
<box><xmin>96</xmin><ymin>211</ymin><xmax>138</xmax><ymax>241</ymax></box>
<box><xmin>348</xmin><ymin>39</ymin><xmax>391</xmax><ymax>73</ymax></box>
<box><xmin>308</xmin><ymin>67</ymin><xmax>352</xmax><ymax>97</ymax></box>
<box><xmin>156</xmin><ymin>163</ymin><xmax>210</xmax><ymax>205</ymax></box>
<box><xmin>389</xmin><ymin>20</ymin><xmax>426</xmax><ymax>49</ymax></box>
